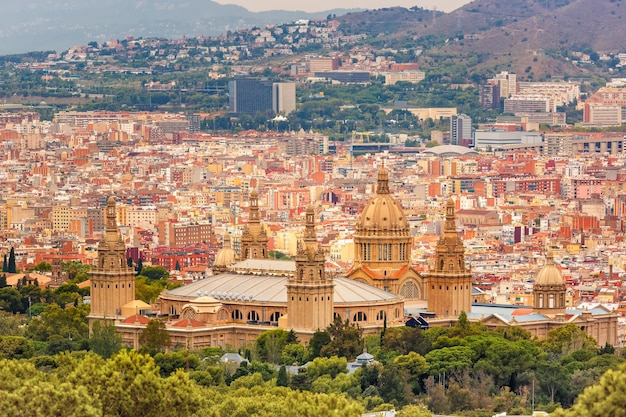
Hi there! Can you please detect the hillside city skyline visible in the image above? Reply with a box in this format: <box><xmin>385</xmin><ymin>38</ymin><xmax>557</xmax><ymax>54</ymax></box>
<box><xmin>1</xmin><ymin>1</ymin><xmax>626</xmax><ymax>416</ymax></box>
<box><xmin>213</xmin><ymin>0</ymin><xmax>471</xmax><ymax>12</ymax></box>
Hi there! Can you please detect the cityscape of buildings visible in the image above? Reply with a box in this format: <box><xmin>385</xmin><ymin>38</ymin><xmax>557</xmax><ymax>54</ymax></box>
<box><xmin>1</xmin><ymin>98</ymin><xmax>626</xmax><ymax>349</ymax></box>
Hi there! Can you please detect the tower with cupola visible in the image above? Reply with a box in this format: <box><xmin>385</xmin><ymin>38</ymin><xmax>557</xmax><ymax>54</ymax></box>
<box><xmin>424</xmin><ymin>198</ymin><xmax>472</xmax><ymax>317</ymax></box>
<box><xmin>89</xmin><ymin>197</ymin><xmax>135</xmax><ymax>321</ymax></box>
<box><xmin>287</xmin><ymin>205</ymin><xmax>335</xmax><ymax>331</ymax></box>
<box><xmin>240</xmin><ymin>189</ymin><xmax>269</xmax><ymax>259</ymax></box>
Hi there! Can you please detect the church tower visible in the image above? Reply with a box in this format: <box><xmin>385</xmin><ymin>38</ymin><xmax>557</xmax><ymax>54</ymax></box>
<box><xmin>347</xmin><ymin>166</ymin><xmax>424</xmax><ymax>299</ymax></box>
<box><xmin>240</xmin><ymin>189</ymin><xmax>269</xmax><ymax>259</ymax></box>
<box><xmin>424</xmin><ymin>198</ymin><xmax>472</xmax><ymax>318</ymax></box>
<box><xmin>49</xmin><ymin>257</ymin><xmax>67</xmax><ymax>288</ymax></box>
<box><xmin>89</xmin><ymin>197</ymin><xmax>135</xmax><ymax>320</ymax></box>
<box><xmin>533</xmin><ymin>252</ymin><xmax>566</xmax><ymax>316</ymax></box>
<box><xmin>287</xmin><ymin>205</ymin><xmax>335</xmax><ymax>331</ymax></box>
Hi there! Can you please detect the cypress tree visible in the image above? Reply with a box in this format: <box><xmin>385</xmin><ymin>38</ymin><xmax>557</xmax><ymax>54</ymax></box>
<box><xmin>277</xmin><ymin>365</ymin><xmax>288</xmax><ymax>387</ymax></box>
<box><xmin>2</xmin><ymin>254</ymin><xmax>7</xmax><ymax>272</ymax></box>
<box><xmin>8</xmin><ymin>247</ymin><xmax>17</xmax><ymax>273</ymax></box>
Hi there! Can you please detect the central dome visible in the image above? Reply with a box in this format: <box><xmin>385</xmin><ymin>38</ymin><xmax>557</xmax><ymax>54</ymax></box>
<box><xmin>536</xmin><ymin>253</ymin><xmax>563</xmax><ymax>285</ymax></box>
<box><xmin>356</xmin><ymin>168</ymin><xmax>408</xmax><ymax>232</ymax></box>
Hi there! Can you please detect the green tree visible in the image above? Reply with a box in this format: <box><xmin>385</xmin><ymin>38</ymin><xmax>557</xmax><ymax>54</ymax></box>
<box><xmin>0</xmin><ymin>312</ymin><xmax>23</xmax><ymax>336</ymax></box>
<box><xmin>154</xmin><ymin>350</ymin><xmax>200</xmax><ymax>376</ymax></box>
<box><xmin>139</xmin><ymin>319</ymin><xmax>171</xmax><ymax>355</ymax></box>
<box><xmin>277</xmin><ymin>365</ymin><xmax>288</xmax><ymax>387</ymax></box>
<box><xmin>25</xmin><ymin>303</ymin><xmax>89</xmax><ymax>342</ymax></box>
<box><xmin>308</xmin><ymin>329</ymin><xmax>331</xmax><ymax>359</ymax></box>
<box><xmin>90</xmin><ymin>320</ymin><xmax>122</xmax><ymax>359</ymax></box>
<box><xmin>0</xmin><ymin>336</ymin><xmax>34</xmax><ymax>359</ymax></box>
<box><xmin>0</xmin><ymin>286</ymin><xmax>23</xmax><ymax>313</ymax></box>
<box><xmin>282</xmin><ymin>342</ymin><xmax>307</xmax><ymax>365</ymax></box>
<box><xmin>542</xmin><ymin>323</ymin><xmax>597</xmax><ymax>356</ymax></box>
<box><xmin>396</xmin><ymin>404</ymin><xmax>432</xmax><ymax>417</ymax></box>
<box><xmin>424</xmin><ymin>345</ymin><xmax>474</xmax><ymax>377</ymax></box>
<box><xmin>30</xmin><ymin>262</ymin><xmax>51</xmax><ymax>273</ymax></box>
<box><xmin>7</xmin><ymin>247</ymin><xmax>16</xmax><ymax>273</ymax></box>
<box><xmin>552</xmin><ymin>361</ymin><xmax>626</xmax><ymax>417</ymax></box>
<box><xmin>135</xmin><ymin>276</ymin><xmax>166</xmax><ymax>303</ymax></box>
<box><xmin>255</xmin><ymin>328</ymin><xmax>298</xmax><ymax>364</ymax></box>
<box><xmin>394</xmin><ymin>351</ymin><xmax>429</xmax><ymax>394</ymax></box>
<box><xmin>140</xmin><ymin>265</ymin><xmax>169</xmax><ymax>281</ymax></box>
<box><xmin>189</xmin><ymin>366</ymin><xmax>225</xmax><ymax>386</ymax></box>
<box><xmin>321</xmin><ymin>317</ymin><xmax>363</xmax><ymax>360</ymax></box>
<box><xmin>306</xmin><ymin>356</ymin><xmax>348</xmax><ymax>380</ymax></box>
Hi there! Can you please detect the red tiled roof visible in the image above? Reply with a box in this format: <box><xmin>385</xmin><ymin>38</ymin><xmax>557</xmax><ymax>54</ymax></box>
<box><xmin>172</xmin><ymin>318</ymin><xmax>205</xmax><ymax>328</ymax></box>
<box><xmin>120</xmin><ymin>314</ymin><xmax>151</xmax><ymax>324</ymax></box>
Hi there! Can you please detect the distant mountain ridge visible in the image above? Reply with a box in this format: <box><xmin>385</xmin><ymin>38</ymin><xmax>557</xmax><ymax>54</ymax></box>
<box><xmin>335</xmin><ymin>0</ymin><xmax>626</xmax><ymax>79</ymax></box>
<box><xmin>0</xmin><ymin>0</ymin><xmax>356</xmax><ymax>55</ymax></box>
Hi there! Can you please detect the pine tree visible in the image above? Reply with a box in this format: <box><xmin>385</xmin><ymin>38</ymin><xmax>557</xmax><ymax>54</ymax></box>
<box><xmin>277</xmin><ymin>365</ymin><xmax>288</xmax><ymax>387</ymax></box>
<box><xmin>8</xmin><ymin>247</ymin><xmax>17</xmax><ymax>273</ymax></box>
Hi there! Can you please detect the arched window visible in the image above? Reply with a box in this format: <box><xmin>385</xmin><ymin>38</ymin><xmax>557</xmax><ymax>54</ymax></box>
<box><xmin>269</xmin><ymin>311</ymin><xmax>282</xmax><ymax>322</ymax></box>
<box><xmin>217</xmin><ymin>309</ymin><xmax>229</xmax><ymax>321</ymax></box>
<box><xmin>376</xmin><ymin>310</ymin><xmax>386</xmax><ymax>321</ymax></box>
<box><xmin>353</xmin><ymin>311</ymin><xmax>367</xmax><ymax>322</ymax></box>
<box><xmin>232</xmin><ymin>309</ymin><xmax>243</xmax><ymax>320</ymax></box>
<box><xmin>248</xmin><ymin>311</ymin><xmax>259</xmax><ymax>321</ymax></box>
<box><xmin>400</xmin><ymin>281</ymin><xmax>419</xmax><ymax>299</ymax></box>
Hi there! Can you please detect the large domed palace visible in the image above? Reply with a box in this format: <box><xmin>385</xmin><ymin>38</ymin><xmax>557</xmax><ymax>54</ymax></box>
<box><xmin>88</xmin><ymin>169</ymin><xmax>618</xmax><ymax>350</ymax></box>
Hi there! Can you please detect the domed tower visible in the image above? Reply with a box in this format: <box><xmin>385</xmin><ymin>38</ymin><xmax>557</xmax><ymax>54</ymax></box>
<box><xmin>347</xmin><ymin>167</ymin><xmax>424</xmax><ymax>299</ymax></box>
<box><xmin>240</xmin><ymin>189</ymin><xmax>269</xmax><ymax>259</ymax></box>
<box><xmin>533</xmin><ymin>252</ymin><xmax>566</xmax><ymax>316</ymax></box>
<box><xmin>424</xmin><ymin>198</ymin><xmax>472</xmax><ymax>318</ymax></box>
<box><xmin>89</xmin><ymin>197</ymin><xmax>135</xmax><ymax>321</ymax></box>
<box><xmin>287</xmin><ymin>205</ymin><xmax>335</xmax><ymax>331</ymax></box>
<box><xmin>212</xmin><ymin>234</ymin><xmax>239</xmax><ymax>274</ymax></box>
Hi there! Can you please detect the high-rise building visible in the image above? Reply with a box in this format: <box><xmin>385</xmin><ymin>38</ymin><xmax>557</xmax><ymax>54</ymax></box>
<box><xmin>229</xmin><ymin>78</ymin><xmax>296</xmax><ymax>116</ymax></box>
<box><xmin>480</xmin><ymin>82</ymin><xmax>501</xmax><ymax>109</ymax></box>
<box><xmin>451</xmin><ymin>114</ymin><xmax>472</xmax><ymax>147</ymax></box>
<box><xmin>272</xmin><ymin>82</ymin><xmax>296</xmax><ymax>115</ymax></box>
<box><xmin>228</xmin><ymin>78</ymin><xmax>273</xmax><ymax>115</ymax></box>
<box><xmin>488</xmin><ymin>71</ymin><xmax>517</xmax><ymax>98</ymax></box>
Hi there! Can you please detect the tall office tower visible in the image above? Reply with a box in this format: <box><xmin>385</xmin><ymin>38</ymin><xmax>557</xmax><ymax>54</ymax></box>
<box><xmin>272</xmin><ymin>82</ymin><xmax>296</xmax><ymax>115</ymax></box>
<box><xmin>228</xmin><ymin>78</ymin><xmax>273</xmax><ymax>115</ymax></box>
<box><xmin>480</xmin><ymin>82</ymin><xmax>501</xmax><ymax>109</ymax></box>
<box><xmin>451</xmin><ymin>114</ymin><xmax>473</xmax><ymax>147</ymax></box>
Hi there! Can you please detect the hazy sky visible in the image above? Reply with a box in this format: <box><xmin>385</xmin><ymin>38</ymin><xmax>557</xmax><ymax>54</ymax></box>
<box><xmin>212</xmin><ymin>0</ymin><xmax>472</xmax><ymax>13</ymax></box>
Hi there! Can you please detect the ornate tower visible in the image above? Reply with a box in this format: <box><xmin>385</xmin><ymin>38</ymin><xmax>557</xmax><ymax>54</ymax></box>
<box><xmin>424</xmin><ymin>198</ymin><xmax>472</xmax><ymax>318</ymax></box>
<box><xmin>287</xmin><ymin>205</ymin><xmax>335</xmax><ymax>331</ymax></box>
<box><xmin>533</xmin><ymin>252</ymin><xmax>566</xmax><ymax>316</ymax></box>
<box><xmin>240</xmin><ymin>189</ymin><xmax>269</xmax><ymax>259</ymax></box>
<box><xmin>49</xmin><ymin>257</ymin><xmax>67</xmax><ymax>288</ymax></box>
<box><xmin>348</xmin><ymin>167</ymin><xmax>424</xmax><ymax>298</ymax></box>
<box><xmin>89</xmin><ymin>197</ymin><xmax>135</xmax><ymax>320</ymax></box>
